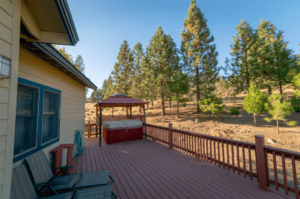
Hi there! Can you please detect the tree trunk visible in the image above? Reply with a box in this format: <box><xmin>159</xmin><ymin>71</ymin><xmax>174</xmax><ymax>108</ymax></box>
<box><xmin>139</xmin><ymin>106</ymin><xmax>141</xmax><ymax>113</ymax></box>
<box><xmin>277</xmin><ymin>119</ymin><xmax>279</xmax><ymax>133</ymax></box>
<box><xmin>254</xmin><ymin>113</ymin><xmax>256</xmax><ymax>126</ymax></box>
<box><xmin>196</xmin><ymin>66</ymin><xmax>200</xmax><ymax>113</ymax></box>
<box><xmin>177</xmin><ymin>102</ymin><xmax>179</xmax><ymax>118</ymax></box>
<box><xmin>152</xmin><ymin>101</ymin><xmax>153</xmax><ymax>106</ymax></box>
<box><xmin>122</xmin><ymin>107</ymin><xmax>124</xmax><ymax>111</ymax></box>
<box><xmin>162</xmin><ymin>91</ymin><xmax>166</xmax><ymax>116</ymax></box>
<box><xmin>112</xmin><ymin>108</ymin><xmax>113</xmax><ymax>116</ymax></box>
<box><xmin>279</xmin><ymin>81</ymin><xmax>283</xmax><ymax>103</ymax></box>
<box><xmin>268</xmin><ymin>85</ymin><xmax>272</xmax><ymax>94</ymax></box>
<box><xmin>169</xmin><ymin>101</ymin><xmax>171</xmax><ymax>109</ymax></box>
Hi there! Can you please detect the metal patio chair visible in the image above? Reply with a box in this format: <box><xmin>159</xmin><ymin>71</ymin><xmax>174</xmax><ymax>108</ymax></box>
<box><xmin>10</xmin><ymin>163</ymin><xmax>117</xmax><ymax>199</ymax></box>
<box><xmin>24</xmin><ymin>150</ymin><xmax>114</xmax><ymax>196</ymax></box>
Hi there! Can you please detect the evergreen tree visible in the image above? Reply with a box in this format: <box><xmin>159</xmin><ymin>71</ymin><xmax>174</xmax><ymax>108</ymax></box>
<box><xmin>130</xmin><ymin>42</ymin><xmax>144</xmax><ymax>100</ymax></box>
<box><xmin>243</xmin><ymin>83</ymin><xmax>268</xmax><ymax>126</ymax></box>
<box><xmin>181</xmin><ymin>0</ymin><xmax>219</xmax><ymax>113</ymax></box>
<box><xmin>170</xmin><ymin>69</ymin><xmax>190</xmax><ymax>118</ymax></box>
<box><xmin>148</xmin><ymin>26</ymin><xmax>171</xmax><ymax>115</ymax></box>
<box><xmin>112</xmin><ymin>40</ymin><xmax>134</xmax><ymax>95</ymax></box>
<box><xmin>101</xmin><ymin>79</ymin><xmax>108</xmax><ymax>96</ymax></box>
<box><xmin>104</xmin><ymin>74</ymin><xmax>113</xmax><ymax>99</ymax></box>
<box><xmin>141</xmin><ymin>48</ymin><xmax>157</xmax><ymax>108</ymax></box>
<box><xmin>264</xmin><ymin>94</ymin><xmax>296</xmax><ymax>133</ymax></box>
<box><xmin>291</xmin><ymin>73</ymin><xmax>300</xmax><ymax>112</ymax></box>
<box><xmin>165</xmin><ymin>34</ymin><xmax>180</xmax><ymax>109</ymax></box>
<box><xmin>74</xmin><ymin>55</ymin><xmax>85</xmax><ymax>73</ymax></box>
<box><xmin>226</xmin><ymin>20</ymin><xmax>257</xmax><ymax>93</ymax></box>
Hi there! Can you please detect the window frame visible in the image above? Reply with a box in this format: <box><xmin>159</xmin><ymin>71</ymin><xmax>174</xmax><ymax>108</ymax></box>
<box><xmin>14</xmin><ymin>83</ymin><xmax>40</xmax><ymax>157</ymax></box>
<box><xmin>41</xmin><ymin>89</ymin><xmax>61</xmax><ymax>145</ymax></box>
<box><xmin>13</xmin><ymin>78</ymin><xmax>61</xmax><ymax>163</ymax></box>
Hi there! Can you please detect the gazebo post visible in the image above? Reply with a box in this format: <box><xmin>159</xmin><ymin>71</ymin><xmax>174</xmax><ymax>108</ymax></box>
<box><xmin>99</xmin><ymin>105</ymin><xmax>102</xmax><ymax>146</ymax></box>
<box><xmin>96</xmin><ymin>106</ymin><xmax>98</xmax><ymax>138</ymax></box>
<box><xmin>143</xmin><ymin>105</ymin><xmax>147</xmax><ymax>138</ymax></box>
<box><xmin>130</xmin><ymin>106</ymin><xmax>132</xmax><ymax>119</ymax></box>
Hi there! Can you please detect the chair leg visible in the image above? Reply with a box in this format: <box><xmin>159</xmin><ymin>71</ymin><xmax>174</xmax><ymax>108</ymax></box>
<box><xmin>109</xmin><ymin>175</ymin><xmax>114</xmax><ymax>184</ymax></box>
<box><xmin>111</xmin><ymin>191</ymin><xmax>118</xmax><ymax>198</ymax></box>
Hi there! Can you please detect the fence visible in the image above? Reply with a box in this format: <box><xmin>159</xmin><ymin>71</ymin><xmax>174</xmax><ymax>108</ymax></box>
<box><xmin>146</xmin><ymin>123</ymin><xmax>300</xmax><ymax>198</ymax></box>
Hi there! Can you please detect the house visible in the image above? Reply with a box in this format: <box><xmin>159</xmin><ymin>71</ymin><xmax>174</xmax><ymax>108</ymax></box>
<box><xmin>0</xmin><ymin>0</ymin><xmax>97</xmax><ymax>198</ymax></box>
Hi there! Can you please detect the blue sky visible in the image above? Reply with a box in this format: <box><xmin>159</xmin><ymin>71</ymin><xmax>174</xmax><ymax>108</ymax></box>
<box><xmin>62</xmin><ymin>0</ymin><xmax>300</xmax><ymax>97</ymax></box>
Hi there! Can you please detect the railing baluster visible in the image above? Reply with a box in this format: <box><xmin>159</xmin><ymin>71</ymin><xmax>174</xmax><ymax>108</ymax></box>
<box><xmin>218</xmin><ymin>140</ymin><xmax>220</xmax><ymax>167</ymax></box>
<box><xmin>206</xmin><ymin>138</ymin><xmax>208</xmax><ymax>162</ymax></box>
<box><xmin>237</xmin><ymin>143</ymin><xmax>240</xmax><ymax>175</ymax></box>
<box><xmin>199</xmin><ymin>136</ymin><xmax>201</xmax><ymax>159</ymax></box>
<box><xmin>214</xmin><ymin>139</ymin><xmax>216</xmax><ymax>165</ymax></box>
<box><xmin>272</xmin><ymin>151</ymin><xmax>279</xmax><ymax>190</ymax></box>
<box><xmin>291</xmin><ymin>155</ymin><xmax>299</xmax><ymax>199</ymax></box>
<box><xmin>265</xmin><ymin>149</ymin><xmax>269</xmax><ymax>186</ymax></box>
<box><xmin>281</xmin><ymin>153</ymin><xmax>288</xmax><ymax>195</ymax></box>
<box><xmin>232</xmin><ymin>143</ymin><xmax>235</xmax><ymax>173</ymax></box>
<box><xmin>227</xmin><ymin>142</ymin><xmax>230</xmax><ymax>171</ymax></box>
<box><xmin>222</xmin><ymin>141</ymin><xmax>225</xmax><ymax>169</ymax></box>
<box><xmin>243</xmin><ymin>144</ymin><xmax>246</xmax><ymax>177</ymax></box>
<box><xmin>249</xmin><ymin>146</ymin><xmax>253</xmax><ymax>180</ymax></box>
<box><xmin>210</xmin><ymin>138</ymin><xmax>213</xmax><ymax>164</ymax></box>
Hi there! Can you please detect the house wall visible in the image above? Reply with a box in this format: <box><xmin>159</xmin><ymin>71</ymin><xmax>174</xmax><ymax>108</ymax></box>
<box><xmin>0</xmin><ymin>0</ymin><xmax>21</xmax><ymax>198</ymax></box>
<box><xmin>12</xmin><ymin>46</ymin><xmax>86</xmax><ymax>168</ymax></box>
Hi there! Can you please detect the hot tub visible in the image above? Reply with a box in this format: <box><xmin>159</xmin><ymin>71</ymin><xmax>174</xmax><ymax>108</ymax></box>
<box><xmin>102</xmin><ymin>120</ymin><xmax>144</xmax><ymax>144</ymax></box>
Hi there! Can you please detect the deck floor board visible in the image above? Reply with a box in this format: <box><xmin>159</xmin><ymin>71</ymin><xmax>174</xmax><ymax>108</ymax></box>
<box><xmin>71</xmin><ymin>137</ymin><xmax>294</xmax><ymax>199</ymax></box>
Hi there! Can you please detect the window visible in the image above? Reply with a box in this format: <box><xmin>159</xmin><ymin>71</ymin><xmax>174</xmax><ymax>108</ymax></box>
<box><xmin>14</xmin><ymin>78</ymin><xmax>61</xmax><ymax>162</ymax></box>
<box><xmin>42</xmin><ymin>91</ymin><xmax>59</xmax><ymax>143</ymax></box>
<box><xmin>14</xmin><ymin>84</ymin><xmax>38</xmax><ymax>155</ymax></box>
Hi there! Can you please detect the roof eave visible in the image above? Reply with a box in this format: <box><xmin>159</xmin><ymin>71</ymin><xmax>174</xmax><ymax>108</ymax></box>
<box><xmin>32</xmin><ymin>42</ymin><xmax>97</xmax><ymax>90</ymax></box>
<box><xmin>55</xmin><ymin>0</ymin><xmax>79</xmax><ymax>45</ymax></box>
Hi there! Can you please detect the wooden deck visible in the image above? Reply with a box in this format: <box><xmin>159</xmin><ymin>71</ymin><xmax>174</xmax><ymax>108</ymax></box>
<box><xmin>72</xmin><ymin>137</ymin><xmax>293</xmax><ymax>199</ymax></box>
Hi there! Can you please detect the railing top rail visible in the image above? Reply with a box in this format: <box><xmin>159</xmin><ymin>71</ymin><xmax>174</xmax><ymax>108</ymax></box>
<box><xmin>146</xmin><ymin>123</ymin><xmax>169</xmax><ymax>130</ymax></box>
<box><xmin>264</xmin><ymin>145</ymin><xmax>300</xmax><ymax>159</ymax></box>
<box><xmin>171</xmin><ymin>127</ymin><xmax>256</xmax><ymax>148</ymax></box>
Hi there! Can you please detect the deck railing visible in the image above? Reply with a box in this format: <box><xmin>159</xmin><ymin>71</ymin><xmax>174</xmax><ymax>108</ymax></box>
<box><xmin>85</xmin><ymin>121</ymin><xmax>98</xmax><ymax>137</ymax></box>
<box><xmin>146</xmin><ymin>123</ymin><xmax>300</xmax><ymax>198</ymax></box>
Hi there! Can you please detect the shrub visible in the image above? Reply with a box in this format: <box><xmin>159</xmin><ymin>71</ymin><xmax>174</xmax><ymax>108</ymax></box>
<box><xmin>230</xmin><ymin>107</ymin><xmax>239</xmax><ymax>115</ymax></box>
<box><xmin>91</xmin><ymin>111</ymin><xmax>95</xmax><ymax>113</ymax></box>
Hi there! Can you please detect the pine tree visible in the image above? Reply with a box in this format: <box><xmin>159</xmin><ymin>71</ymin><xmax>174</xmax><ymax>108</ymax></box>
<box><xmin>140</xmin><ymin>48</ymin><xmax>156</xmax><ymax>108</ymax></box>
<box><xmin>243</xmin><ymin>83</ymin><xmax>268</xmax><ymax>126</ymax></box>
<box><xmin>181</xmin><ymin>0</ymin><xmax>219</xmax><ymax>113</ymax></box>
<box><xmin>74</xmin><ymin>55</ymin><xmax>85</xmax><ymax>73</ymax></box>
<box><xmin>148</xmin><ymin>26</ymin><xmax>170</xmax><ymax>115</ymax></box>
<box><xmin>170</xmin><ymin>69</ymin><xmax>190</xmax><ymax>118</ymax></box>
<box><xmin>264</xmin><ymin>94</ymin><xmax>296</xmax><ymax>133</ymax></box>
<box><xmin>165</xmin><ymin>34</ymin><xmax>181</xmax><ymax>109</ymax></box>
<box><xmin>101</xmin><ymin>79</ymin><xmax>108</xmax><ymax>96</ymax></box>
<box><xmin>226</xmin><ymin>20</ymin><xmax>257</xmax><ymax>93</ymax></box>
<box><xmin>130</xmin><ymin>42</ymin><xmax>144</xmax><ymax>100</ymax></box>
<box><xmin>270</xmin><ymin>29</ymin><xmax>297</xmax><ymax>97</ymax></box>
<box><xmin>112</xmin><ymin>40</ymin><xmax>134</xmax><ymax>95</ymax></box>
<box><xmin>104</xmin><ymin>75</ymin><xmax>113</xmax><ymax>99</ymax></box>
<box><xmin>291</xmin><ymin>73</ymin><xmax>300</xmax><ymax>112</ymax></box>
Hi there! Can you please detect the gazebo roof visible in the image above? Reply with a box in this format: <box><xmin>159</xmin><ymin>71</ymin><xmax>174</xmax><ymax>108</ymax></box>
<box><xmin>95</xmin><ymin>94</ymin><xmax>147</xmax><ymax>107</ymax></box>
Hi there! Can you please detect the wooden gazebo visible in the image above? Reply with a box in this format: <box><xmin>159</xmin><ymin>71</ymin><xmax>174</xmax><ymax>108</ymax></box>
<box><xmin>94</xmin><ymin>94</ymin><xmax>147</xmax><ymax>146</ymax></box>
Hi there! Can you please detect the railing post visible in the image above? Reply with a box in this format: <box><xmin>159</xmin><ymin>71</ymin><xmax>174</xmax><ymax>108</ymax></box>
<box><xmin>255</xmin><ymin>135</ymin><xmax>269</xmax><ymax>191</ymax></box>
<box><xmin>88</xmin><ymin>121</ymin><xmax>91</xmax><ymax>138</ymax></box>
<box><xmin>169</xmin><ymin>123</ymin><xmax>173</xmax><ymax>150</ymax></box>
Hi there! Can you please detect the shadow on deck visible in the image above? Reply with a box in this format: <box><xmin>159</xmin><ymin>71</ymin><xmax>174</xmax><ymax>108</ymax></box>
<box><xmin>72</xmin><ymin>137</ymin><xmax>293</xmax><ymax>199</ymax></box>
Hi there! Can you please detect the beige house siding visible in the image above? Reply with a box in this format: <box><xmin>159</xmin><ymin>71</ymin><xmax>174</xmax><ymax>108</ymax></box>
<box><xmin>13</xmin><ymin>46</ymin><xmax>86</xmax><ymax>168</ymax></box>
<box><xmin>0</xmin><ymin>0</ymin><xmax>13</xmax><ymax>198</ymax></box>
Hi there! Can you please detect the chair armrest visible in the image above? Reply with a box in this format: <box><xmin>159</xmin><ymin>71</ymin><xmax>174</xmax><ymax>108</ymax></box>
<box><xmin>35</xmin><ymin>181</ymin><xmax>64</xmax><ymax>188</ymax></box>
<box><xmin>53</xmin><ymin>166</ymin><xmax>74</xmax><ymax>177</ymax></box>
